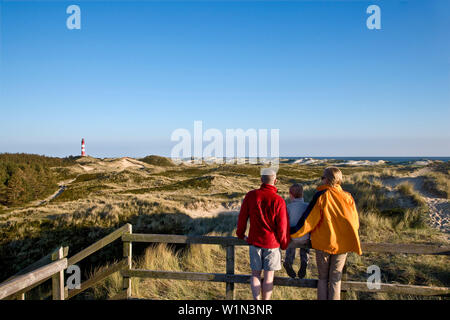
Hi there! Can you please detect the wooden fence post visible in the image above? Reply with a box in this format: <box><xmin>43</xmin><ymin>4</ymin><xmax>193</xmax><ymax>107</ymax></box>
<box><xmin>123</xmin><ymin>224</ymin><xmax>133</xmax><ymax>299</ymax></box>
<box><xmin>51</xmin><ymin>247</ymin><xmax>65</xmax><ymax>300</ymax></box>
<box><xmin>225</xmin><ymin>245</ymin><xmax>235</xmax><ymax>300</ymax></box>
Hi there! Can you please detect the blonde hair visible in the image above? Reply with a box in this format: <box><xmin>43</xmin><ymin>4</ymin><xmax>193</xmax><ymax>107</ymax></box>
<box><xmin>323</xmin><ymin>167</ymin><xmax>343</xmax><ymax>186</ymax></box>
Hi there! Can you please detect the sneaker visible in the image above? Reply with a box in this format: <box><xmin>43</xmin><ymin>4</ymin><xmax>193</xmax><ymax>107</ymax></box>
<box><xmin>297</xmin><ymin>264</ymin><xmax>307</xmax><ymax>279</ymax></box>
<box><xmin>283</xmin><ymin>261</ymin><xmax>296</xmax><ymax>279</ymax></box>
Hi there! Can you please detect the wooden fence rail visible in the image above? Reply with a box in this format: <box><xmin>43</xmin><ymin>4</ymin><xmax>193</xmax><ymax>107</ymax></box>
<box><xmin>0</xmin><ymin>257</ymin><xmax>67</xmax><ymax>300</ymax></box>
<box><xmin>1</xmin><ymin>225</ymin><xmax>449</xmax><ymax>300</ymax></box>
<box><xmin>121</xmin><ymin>233</ymin><xmax>450</xmax><ymax>255</ymax></box>
<box><xmin>121</xmin><ymin>269</ymin><xmax>450</xmax><ymax>296</ymax></box>
<box><xmin>2</xmin><ymin>246</ymin><xmax>69</xmax><ymax>300</ymax></box>
<box><xmin>64</xmin><ymin>223</ymin><xmax>132</xmax><ymax>299</ymax></box>
<box><xmin>121</xmin><ymin>233</ymin><xmax>450</xmax><ymax>298</ymax></box>
<box><xmin>68</xmin><ymin>223</ymin><xmax>132</xmax><ymax>266</ymax></box>
<box><xmin>0</xmin><ymin>223</ymin><xmax>132</xmax><ymax>300</ymax></box>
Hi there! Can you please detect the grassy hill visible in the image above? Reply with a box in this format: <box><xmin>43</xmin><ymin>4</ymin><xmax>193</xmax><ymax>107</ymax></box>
<box><xmin>0</xmin><ymin>154</ymin><xmax>448</xmax><ymax>299</ymax></box>
<box><xmin>0</xmin><ymin>153</ymin><xmax>76</xmax><ymax>207</ymax></box>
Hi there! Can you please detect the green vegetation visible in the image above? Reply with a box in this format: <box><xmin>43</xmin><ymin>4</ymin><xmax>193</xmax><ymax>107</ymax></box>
<box><xmin>422</xmin><ymin>172</ymin><xmax>449</xmax><ymax>199</ymax></box>
<box><xmin>91</xmin><ymin>221</ymin><xmax>448</xmax><ymax>300</ymax></box>
<box><xmin>396</xmin><ymin>182</ymin><xmax>427</xmax><ymax>207</ymax></box>
<box><xmin>74</xmin><ymin>173</ymin><xmax>107</xmax><ymax>183</ymax></box>
<box><xmin>51</xmin><ymin>184</ymin><xmax>114</xmax><ymax>203</ymax></box>
<box><xmin>0</xmin><ymin>153</ymin><xmax>76</xmax><ymax>206</ymax></box>
<box><xmin>75</xmin><ymin>171</ymin><xmax>147</xmax><ymax>185</ymax></box>
<box><xmin>151</xmin><ymin>166</ymin><xmax>214</xmax><ymax>178</ymax></box>
<box><xmin>216</xmin><ymin>164</ymin><xmax>261</xmax><ymax>178</ymax></box>
<box><xmin>140</xmin><ymin>155</ymin><xmax>175</xmax><ymax>167</ymax></box>
<box><xmin>0</xmin><ymin>154</ymin><xmax>448</xmax><ymax>300</ymax></box>
<box><xmin>340</xmin><ymin>173</ymin><xmax>431</xmax><ymax>230</ymax></box>
<box><xmin>123</xmin><ymin>175</ymin><xmax>232</xmax><ymax>195</ymax></box>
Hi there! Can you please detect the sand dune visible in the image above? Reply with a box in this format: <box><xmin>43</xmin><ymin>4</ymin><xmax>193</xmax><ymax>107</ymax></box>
<box><xmin>77</xmin><ymin>157</ymin><xmax>147</xmax><ymax>172</ymax></box>
<box><xmin>2</xmin><ymin>157</ymin><xmax>448</xmax><ymax>235</ymax></box>
<box><xmin>382</xmin><ymin>169</ymin><xmax>449</xmax><ymax>233</ymax></box>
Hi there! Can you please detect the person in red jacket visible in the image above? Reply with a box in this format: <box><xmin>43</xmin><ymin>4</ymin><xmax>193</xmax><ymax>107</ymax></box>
<box><xmin>236</xmin><ymin>168</ymin><xmax>290</xmax><ymax>300</ymax></box>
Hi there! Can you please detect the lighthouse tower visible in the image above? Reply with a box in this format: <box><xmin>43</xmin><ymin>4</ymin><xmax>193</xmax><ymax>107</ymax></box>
<box><xmin>81</xmin><ymin>139</ymin><xmax>86</xmax><ymax>157</ymax></box>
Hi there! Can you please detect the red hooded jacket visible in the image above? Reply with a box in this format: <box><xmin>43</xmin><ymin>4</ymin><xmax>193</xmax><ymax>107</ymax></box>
<box><xmin>236</xmin><ymin>184</ymin><xmax>290</xmax><ymax>250</ymax></box>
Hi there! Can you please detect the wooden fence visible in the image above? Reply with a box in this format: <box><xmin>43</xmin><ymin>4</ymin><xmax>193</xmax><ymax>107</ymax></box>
<box><xmin>1</xmin><ymin>223</ymin><xmax>449</xmax><ymax>300</ymax></box>
<box><xmin>0</xmin><ymin>223</ymin><xmax>131</xmax><ymax>300</ymax></box>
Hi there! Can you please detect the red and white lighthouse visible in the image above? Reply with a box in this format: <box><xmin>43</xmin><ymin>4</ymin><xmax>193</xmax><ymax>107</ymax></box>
<box><xmin>81</xmin><ymin>138</ymin><xmax>86</xmax><ymax>157</ymax></box>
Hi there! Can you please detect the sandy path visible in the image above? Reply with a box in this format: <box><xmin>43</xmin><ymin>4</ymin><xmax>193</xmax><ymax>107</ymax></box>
<box><xmin>33</xmin><ymin>178</ymin><xmax>77</xmax><ymax>206</ymax></box>
<box><xmin>0</xmin><ymin>177</ymin><xmax>77</xmax><ymax>221</ymax></box>
<box><xmin>422</xmin><ymin>197</ymin><xmax>450</xmax><ymax>232</ymax></box>
<box><xmin>382</xmin><ymin>170</ymin><xmax>449</xmax><ymax>233</ymax></box>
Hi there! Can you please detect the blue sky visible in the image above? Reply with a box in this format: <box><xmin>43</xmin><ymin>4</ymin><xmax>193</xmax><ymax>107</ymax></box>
<box><xmin>0</xmin><ymin>0</ymin><xmax>449</xmax><ymax>157</ymax></box>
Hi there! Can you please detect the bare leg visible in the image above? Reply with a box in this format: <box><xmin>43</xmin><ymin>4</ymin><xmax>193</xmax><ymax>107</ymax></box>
<box><xmin>250</xmin><ymin>270</ymin><xmax>262</xmax><ymax>300</ymax></box>
<box><xmin>262</xmin><ymin>270</ymin><xmax>275</xmax><ymax>300</ymax></box>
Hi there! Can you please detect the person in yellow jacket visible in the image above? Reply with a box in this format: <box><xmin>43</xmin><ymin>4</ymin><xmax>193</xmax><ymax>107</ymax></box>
<box><xmin>290</xmin><ymin>167</ymin><xmax>362</xmax><ymax>300</ymax></box>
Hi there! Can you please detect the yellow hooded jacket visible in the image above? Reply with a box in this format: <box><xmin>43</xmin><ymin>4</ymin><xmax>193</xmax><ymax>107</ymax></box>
<box><xmin>290</xmin><ymin>184</ymin><xmax>362</xmax><ymax>255</ymax></box>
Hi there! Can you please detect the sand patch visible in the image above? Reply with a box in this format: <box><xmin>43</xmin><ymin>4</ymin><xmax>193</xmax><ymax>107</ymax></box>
<box><xmin>382</xmin><ymin>174</ymin><xmax>449</xmax><ymax>233</ymax></box>
<box><xmin>184</xmin><ymin>206</ymin><xmax>240</xmax><ymax>219</ymax></box>
<box><xmin>77</xmin><ymin>157</ymin><xmax>147</xmax><ymax>173</ymax></box>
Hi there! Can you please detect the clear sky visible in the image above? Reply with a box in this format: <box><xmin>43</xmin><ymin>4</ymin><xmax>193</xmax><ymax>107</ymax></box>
<box><xmin>0</xmin><ymin>0</ymin><xmax>449</xmax><ymax>158</ymax></box>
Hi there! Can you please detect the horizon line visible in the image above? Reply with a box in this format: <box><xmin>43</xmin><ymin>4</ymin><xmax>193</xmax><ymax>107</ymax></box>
<box><xmin>1</xmin><ymin>152</ymin><xmax>449</xmax><ymax>159</ymax></box>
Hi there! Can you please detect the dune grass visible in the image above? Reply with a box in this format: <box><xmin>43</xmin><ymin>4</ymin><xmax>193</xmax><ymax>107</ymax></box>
<box><xmin>422</xmin><ymin>172</ymin><xmax>449</xmax><ymax>199</ymax></box>
<box><xmin>396</xmin><ymin>182</ymin><xmax>427</xmax><ymax>207</ymax></box>
<box><xmin>89</xmin><ymin>223</ymin><xmax>448</xmax><ymax>300</ymax></box>
<box><xmin>140</xmin><ymin>155</ymin><xmax>175</xmax><ymax>167</ymax></box>
<box><xmin>90</xmin><ymin>239</ymin><xmax>317</xmax><ymax>300</ymax></box>
<box><xmin>1</xmin><ymin>156</ymin><xmax>449</xmax><ymax>300</ymax></box>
